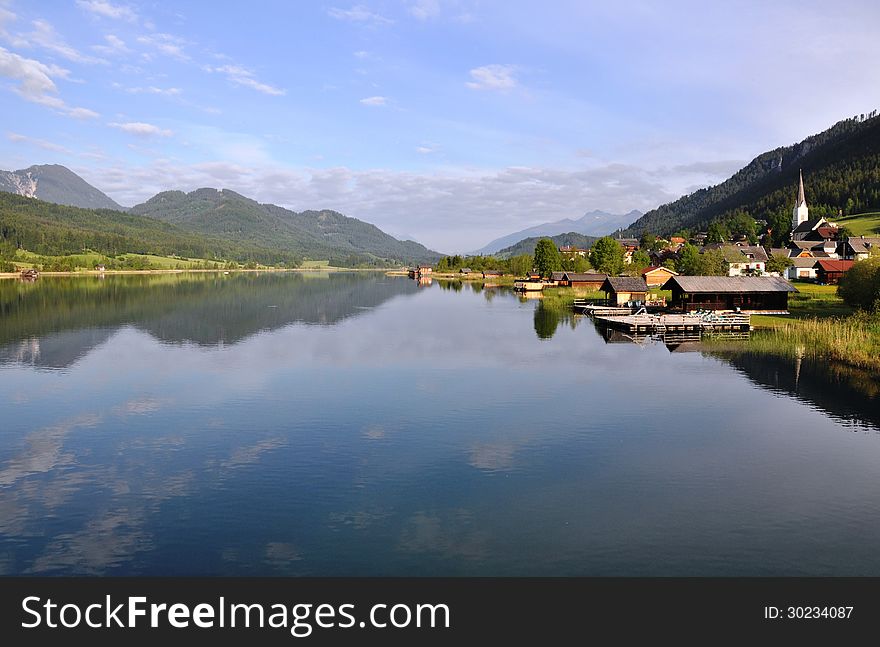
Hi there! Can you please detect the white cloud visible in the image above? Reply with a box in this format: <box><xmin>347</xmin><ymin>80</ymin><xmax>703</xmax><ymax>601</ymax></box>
<box><xmin>0</xmin><ymin>6</ymin><xmax>17</xmax><ymax>36</ymax></box>
<box><xmin>416</xmin><ymin>146</ymin><xmax>434</xmax><ymax>154</ymax></box>
<box><xmin>206</xmin><ymin>64</ymin><xmax>286</xmax><ymax>96</ymax></box>
<box><xmin>409</xmin><ymin>0</ymin><xmax>441</xmax><ymax>21</ymax></box>
<box><xmin>85</xmin><ymin>159</ymin><xmax>675</xmax><ymax>252</ymax></box>
<box><xmin>353</xmin><ymin>50</ymin><xmax>370</xmax><ymax>59</ymax></box>
<box><xmin>7</xmin><ymin>131</ymin><xmax>72</xmax><ymax>153</ymax></box>
<box><xmin>121</xmin><ymin>85</ymin><xmax>182</xmax><ymax>96</ymax></box>
<box><xmin>359</xmin><ymin>95</ymin><xmax>387</xmax><ymax>106</ymax></box>
<box><xmin>466</xmin><ymin>64</ymin><xmax>518</xmax><ymax>91</ymax></box>
<box><xmin>108</xmin><ymin>121</ymin><xmax>173</xmax><ymax>137</ymax></box>
<box><xmin>136</xmin><ymin>33</ymin><xmax>188</xmax><ymax>61</ymax></box>
<box><xmin>328</xmin><ymin>5</ymin><xmax>393</xmax><ymax>25</ymax></box>
<box><xmin>76</xmin><ymin>1</ymin><xmax>137</xmax><ymax>22</ymax></box>
<box><xmin>21</xmin><ymin>19</ymin><xmax>107</xmax><ymax>65</ymax></box>
<box><xmin>0</xmin><ymin>46</ymin><xmax>98</xmax><ymax>118</ymax></box>
<box><xmin>66</xmin><ymin>106</ymin><xmax>101</xmax><ymax>119</ymax></box>
<box><xmin>92</xmin><ymin>34</ymin><xmax>130</xmax><ymax>55</ymax></box>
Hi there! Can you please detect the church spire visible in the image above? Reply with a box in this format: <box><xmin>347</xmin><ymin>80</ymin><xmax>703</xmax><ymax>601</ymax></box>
<box><xmin>797</xmin><ymin>169</ymin><xmax>807</xmax><ymax>207</ymax></box>
<box><xmin>792</xmin><ymin>169</ymin><xmax>810</xmax><ymax>229</ymax></box>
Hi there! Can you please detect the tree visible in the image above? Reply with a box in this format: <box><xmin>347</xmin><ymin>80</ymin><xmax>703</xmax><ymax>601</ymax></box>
<box><xmin>630</xmin><ymin>249</ymin><xmax>651</xmax><ymax>269</ymax></box>
<box><xmin>561</xmin><ymin>253</ymin><xmax>592</xmax><ymax>272</ymax></box>
<box><xmin>838</xmin><ymin>256</ymin><xmax>880</xmax><ymax>311</ymax></box>
<box><xmin>765</xmin><ymin>209</ymin><xmax>792</xmax><ymax>247</ymax></box>
<box><xmin>706</xmin><ymin>221</ymin><xmax>729</xmax><ymax>244</ymax></box>
<box><xmin>639</xmin><ymin>233</ymin><xmax>661</xmax><ymax>252</ymax></box>
<box><xmin>533</xmin><ymin>238</ymin><xmax>562</xmax><ymax>277</ymax></box>
<box><xmin>766</xmin><ymin>255</ymin><xmax>793</xmax><ymax>276</ymax></box>
<box><xmin>509</xmin><ymin>254</ymin><xmax>532</xmax><ymax>277</ymax></box>
<box><xmin>589</xmin><ymin>237</ymin><xmax>625</xmax><ymax>274</ymax></box>
<box><xmin>699</xmin><ymin>249</ymin><xmax>728</xmax><ymax>276</ymax></box>
<box><xmin>676</xmin><ymin>243</ymin><xmax>702</xmax><ymax>275</ymax></box>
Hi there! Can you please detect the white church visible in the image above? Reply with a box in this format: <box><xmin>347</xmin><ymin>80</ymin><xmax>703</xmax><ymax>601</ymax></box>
<box><xmin>790</xmin><ymin>170</ymin><xmax>835</xmax><ymax>241</ymax></box>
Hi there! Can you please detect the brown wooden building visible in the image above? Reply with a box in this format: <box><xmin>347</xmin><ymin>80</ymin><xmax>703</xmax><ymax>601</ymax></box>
<box><xmin>662</xmin><ymin>276</ymin><xmax>797</xmax><ymax>313</ymax></box>
<box><xmin>601</xmin><ymin>276</ymin><xmax>649</xmax><ymax>306</ymax></box>
<box><xmin>814</xmin><ymin>259</ymin><xmax>854</xmax><ymax>285</ymax></box>
<box><xmin>641</xmin><ymin>265</ymin><xmax>678</xmax><ymax>287</ymax></box>
<box><xmin>559</xmin><ymin>272</ymin><xmax>607</xmax><ymax>289</ymax></box>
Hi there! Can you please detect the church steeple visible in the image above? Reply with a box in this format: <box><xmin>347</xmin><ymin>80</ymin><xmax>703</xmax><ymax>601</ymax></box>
<box><xmin>792</xmin><ymin>169</ymin><xmax>809</xmax><ymax>229</ymax></box>
<box><xmin>796</xmin><ymin>169</ymin><xmax>807</xmax><ymax>208</ymax></box>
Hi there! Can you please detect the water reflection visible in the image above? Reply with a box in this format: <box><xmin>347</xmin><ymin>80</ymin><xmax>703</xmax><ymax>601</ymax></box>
<box><xmin>710</xmin><ymin>343</ymin><xmax>880</xmax><ymax>431</ymax></box>
<box><xmin>0</xmin><ymin>272</ymin><xmax>419</xmax><ymax>368</ymax></box>
<box><xmin>588</xmin><ymin>320</ymin><xmax>880</xmax><ymax>432</ymax></box>
<box><xmin>2</xmin><ymin>274</ymin><xmax>880</xmax><ymax>575</ymax></box>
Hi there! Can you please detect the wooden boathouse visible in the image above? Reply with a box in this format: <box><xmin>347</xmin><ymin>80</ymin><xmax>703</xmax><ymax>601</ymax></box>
<box><xmin>558</xmin><ymin>272</ymin><xmax>608</xmax><ymax>289</ymax></box>
<box><xmin>601</xmin><ymin>276</ymin><xmax>649</xmax><ymax>306</ymax></box>
<box><xmin>662</xmin><ymin>276</ymin><xmax>796</xmax><ymax>313</ymax></box>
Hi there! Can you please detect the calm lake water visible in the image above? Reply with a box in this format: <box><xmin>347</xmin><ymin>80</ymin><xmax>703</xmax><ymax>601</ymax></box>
<box><xmin>1</xmin><ymin>272</ymin><xmax>879</xmax><ymax>576</ymax></box>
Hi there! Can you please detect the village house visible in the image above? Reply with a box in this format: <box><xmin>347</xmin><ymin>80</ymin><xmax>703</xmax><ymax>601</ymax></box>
<box><xmin>458</xmin><ymin>267</ymin><xmax>477</xmax><ymax>277</ymax></box>
<box><xmin>408</xmin><ymin>265</ymin><xmax>434</xmax><ymax>278</ymax></box>
<box><xmin>482</xmin><ymin>269</ymin><xmax>503</xmax><ymax>278</ymax></box>
<box><xmin>601</xmin><ymin>276</ymin><xmax>649</xmax><ymax>306</ymax></box>
<box><xmin>662</xmin><ymin>276</ymin><xmax>797</xmax><ymax>314</ymax></box>
<box><xmin>648</xmin><ymin>248</ymin><xmax>680</xmax><ymax>267</ymax></box>
<box><xmin>785</xmin><ymin>257</ymin><xmax>820</xmax><ymax>281</ymax></box>
<box><xmin>769</xmin><ymin>247</ymin><xmax>793</xmax><ymax>259</ymax></box>
<box><xmin>558</xmin><ymin>245</ymin><xmax>589</xmax><ymax>258</ymax></box>
<box><xmin>718</xmin><ymin>245</ymin><xmax>768</xmax><ymax>276</ymax></box>
<box><xmin>838</xmin><ymin>236</ymin><xmax>880</xmax><ymax>260</ymax></box>
<box><xmin>615</xmin><ymin>238</ymin><xmax>640</xmax><ymax>264</ymax></box>
<box><xmin>641</xmin><ymin>265</ymin><xmax>678</xmax><ymax>287</ymax></box>
<box><xmin>787</xmin><ymin>239</ymin><xmax>838</xmax><ymax>258</ymax></box>
<box><xmin>559</xmin><ymin>272</ymin><xmax>607</xmax><ymax>289</ymax></box>
<box><xmin>814</xmin><ymin>259</ymin><xmax>854</xmax><ymax>285</ymax></box>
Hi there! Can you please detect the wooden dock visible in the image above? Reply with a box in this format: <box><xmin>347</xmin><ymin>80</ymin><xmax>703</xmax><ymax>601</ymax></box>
<box><xmin>572</xmin><ymin>300</ymin><xmax>633</xmax><ymax>316</ymax></box>
<box><xmin>594</xmin><ymin>313</ymin><xmax>751</xmax><ymax>333</ymax></box>
<box><xmin>574</xmin><ymin>304</ymin><xmax>634</xmax><ymax>316</ymax></box>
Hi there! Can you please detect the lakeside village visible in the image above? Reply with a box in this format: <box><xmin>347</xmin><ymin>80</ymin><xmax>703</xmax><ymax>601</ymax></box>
<box><xmin>409</xmin><ymin>171</ymin><xmax>880</xmax><ymax>338</ymax></box>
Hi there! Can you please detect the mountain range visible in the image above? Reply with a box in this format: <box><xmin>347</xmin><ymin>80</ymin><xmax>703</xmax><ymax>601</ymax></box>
<box><xmin>0</xmin><ymin>164</ymin><xmax>440</xmax><ymax>266</ymax></box>
<box><xmin>129</xmin><ymin>188</ymin><xmax>438</xmax><ymax>265</ymax></box>
<box><xmin>474</xmin><ymin>209</ymin><xmax>642</xmax><ymax>255</ymax></box>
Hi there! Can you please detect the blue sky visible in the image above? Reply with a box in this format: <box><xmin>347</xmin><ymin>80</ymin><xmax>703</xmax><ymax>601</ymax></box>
<box><xmin>1</xmin><ymin>0</ymin><xmax>879</xmax><ymax>252</ymax></box>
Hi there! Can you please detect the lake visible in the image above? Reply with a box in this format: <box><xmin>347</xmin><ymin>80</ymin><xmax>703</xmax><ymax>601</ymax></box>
<box><xmin>1</xmin><ymin>272</ymin><xmax>879</xmax><ymax>576</ymax></box>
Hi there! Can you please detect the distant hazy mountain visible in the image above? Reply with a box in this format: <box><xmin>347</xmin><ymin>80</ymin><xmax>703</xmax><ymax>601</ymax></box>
<box><xmin>0</xmin><ymin>164</ymin><xmax>123</xmax><ymax>210</ymax></box>
<box><xmin>130</xmin><ymin>188</ymin><xmax>441</xmax><ymax>265</ymax></box>
<box><xmin>474</xmin><ymin>209</ymin><xmax>642</xmax><ymax>255</ymax></box>
<box><xmin>495</xmin><ymin>232</ymin><xmax>599</xmax><ymax>259</ymax></box>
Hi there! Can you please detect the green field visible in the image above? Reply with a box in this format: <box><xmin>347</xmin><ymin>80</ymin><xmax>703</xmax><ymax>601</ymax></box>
<box><xmin>751</xmin><ymin>282</ymin><xmax>851</xmax><ymax>327</ymax></box>
<box><xmin>835</xmin><ymin>211</ymin><xmax>880</xmax><ymax>236</ymax></box>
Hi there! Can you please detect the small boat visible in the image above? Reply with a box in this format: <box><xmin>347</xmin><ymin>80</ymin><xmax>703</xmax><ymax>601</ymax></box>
<box><xmin>20</xmin><ymin>269</ymin><xmax>39</xmax><ymax>281</ymax></box>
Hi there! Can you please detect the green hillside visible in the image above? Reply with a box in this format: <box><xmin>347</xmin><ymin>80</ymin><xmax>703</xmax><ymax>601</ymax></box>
<box><xmin>130</xmin><ymin>188</ymin><xmax>441</xmax><ymax>266</ymax></box>
<box><xmin>496</xmin><ymin>232</ymin><xmax>598</xmax><ymax>259</ymax></box>
<box><xmin>834</xmin><ymin>211</ymin><xmax>880</xmax><ymax>236</ymax></box>
<box><xmin>0</xmin><ymin>191</ymin><xmax>300</xmax><ymax>266</ymax></box>
<box><xmin>625</xmin><ymin>112</ymin><xmax>880</xmax><ymax>237</ymax></box>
